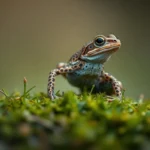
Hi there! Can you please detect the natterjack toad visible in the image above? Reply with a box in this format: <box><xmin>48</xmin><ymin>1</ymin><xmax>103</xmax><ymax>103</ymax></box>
<box><xmin>48</xmin><ymin>34</ymin><xmax>122</xmax><ymax>101</ymax></box>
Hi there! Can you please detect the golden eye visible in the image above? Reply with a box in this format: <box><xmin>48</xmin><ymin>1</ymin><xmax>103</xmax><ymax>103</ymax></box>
<box><xmin>94</xmin><ymin>37</ymin><xmax>105</xmax><ymax>47</ymax></box>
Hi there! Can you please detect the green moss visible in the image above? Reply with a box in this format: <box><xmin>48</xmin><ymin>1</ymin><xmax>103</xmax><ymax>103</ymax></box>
<box><xmin>0</xmin><ymin>86</ymin><xmax>150</xmax><ymax>150</ymax></box>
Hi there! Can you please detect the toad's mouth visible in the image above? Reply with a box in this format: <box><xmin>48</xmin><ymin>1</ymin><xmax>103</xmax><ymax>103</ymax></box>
<box><xmin>84</xmin><ymin>42</ymin><xmax>121</xmax><ymax>57</ymax></box>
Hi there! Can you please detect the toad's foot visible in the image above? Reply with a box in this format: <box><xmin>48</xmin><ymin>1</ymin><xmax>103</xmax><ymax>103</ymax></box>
<box><xmin>106</xmin><ymin>96</ymin><xmax>121</xmax><ymax>102</ymax></box>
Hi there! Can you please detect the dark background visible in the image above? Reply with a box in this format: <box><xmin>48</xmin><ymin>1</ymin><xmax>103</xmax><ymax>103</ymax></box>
<box><xmin>0</xmin><ymin>0</ymin><xmax>150</xmax><ymax>99</ymax></box>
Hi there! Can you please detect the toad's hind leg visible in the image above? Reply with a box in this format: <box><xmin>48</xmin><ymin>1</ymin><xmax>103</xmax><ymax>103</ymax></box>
<box><xmin>56</xmin><ymin>62</ymin><xmax>68</xmax><ymax>78</ymax></box>
<box><xmin>56</xmin><ymin>62</ymin><xmax>68</xmax><ymax>69</ymax></box>
<box><xmin>101</xmin><ymin>72</ymin><xmax>123</xmax><ymax>101</ymax></box>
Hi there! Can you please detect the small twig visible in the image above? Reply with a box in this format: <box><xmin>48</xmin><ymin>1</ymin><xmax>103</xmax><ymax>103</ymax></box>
<box><xmin>23</xmin><ymin>77</ymin><xmax>27</xmax><ymax>96</ymax></box>
<box><xmin>90</xmin><ymin>85</ymin><xmax>95</xmax><ymax>94</ymax></box>
<box><xmin>22</xmin><ymin>77</ymin><xmax>36</xmax><ymax>97</ymax></box>
<box><xmin>0</xmin><ymin>90</ymin><xmax>8</xmax><ymax>97</ymax></box>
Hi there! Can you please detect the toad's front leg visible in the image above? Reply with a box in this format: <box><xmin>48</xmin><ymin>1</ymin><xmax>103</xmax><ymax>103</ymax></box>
<box><xmin>47</xmin><ymin>68</ymin><xmax>60</xmax><ymax>100</ymax></box>
<box><xmin>47</xmin><ymin>61</ymin><xmax>84</xmax><ymax>100</ymax></box>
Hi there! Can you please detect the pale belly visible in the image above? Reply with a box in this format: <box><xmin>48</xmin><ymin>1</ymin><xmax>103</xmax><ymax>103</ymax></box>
<box><xmin>66</xmin><ymin>63</ymin><xmax>113</xmax><ymax>94</ymax></box>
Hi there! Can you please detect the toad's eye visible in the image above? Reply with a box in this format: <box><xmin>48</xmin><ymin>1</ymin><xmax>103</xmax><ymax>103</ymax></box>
<box><xmin>94</xmin><ymin>37</ymin><xmax>105</xmax><ymax>47</ymax></box>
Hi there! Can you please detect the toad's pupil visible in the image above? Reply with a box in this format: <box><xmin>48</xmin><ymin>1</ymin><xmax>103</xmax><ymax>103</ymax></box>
<box><xmin>96</xmin><ymin>38</ymin><xmax>104</xmax><ymax>44</ymax></box>
<box><xmin>95</xmin><ymin>37</ymin><xmax>105</xmax><ymax>46</ymax></box>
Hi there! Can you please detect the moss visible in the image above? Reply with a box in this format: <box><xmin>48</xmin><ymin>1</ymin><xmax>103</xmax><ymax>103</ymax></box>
<box><xmin>0</xmin><ymin>83</ymin><xmax>150</xmax><ymax>150</ymax></box>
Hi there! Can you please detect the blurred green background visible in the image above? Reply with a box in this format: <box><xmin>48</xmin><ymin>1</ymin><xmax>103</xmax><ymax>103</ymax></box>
<box><xmin>0</xmin><ymin>0</ymin><xmax>150</xmax><ymax>99</ymax></box>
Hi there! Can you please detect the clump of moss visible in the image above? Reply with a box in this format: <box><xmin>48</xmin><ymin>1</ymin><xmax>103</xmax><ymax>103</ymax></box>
<box><xmin>0</xmin><ymin>80</ymin><xmax>150</xmax><ymax>150</ymax></box>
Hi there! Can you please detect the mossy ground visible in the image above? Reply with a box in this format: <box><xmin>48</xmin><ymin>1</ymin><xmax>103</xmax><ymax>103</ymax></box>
<box><xmin>0</xmin><ymin>82</ymin><xmax>150</xmax><ymax>150</ymax></box>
